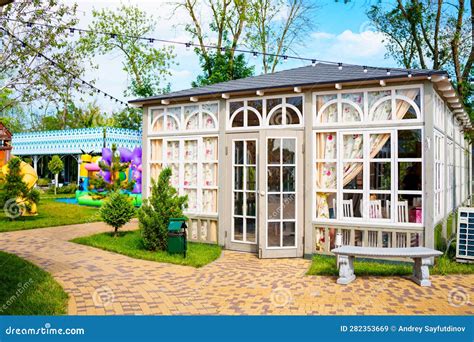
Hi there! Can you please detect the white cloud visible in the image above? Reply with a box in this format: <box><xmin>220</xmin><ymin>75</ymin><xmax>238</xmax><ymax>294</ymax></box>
<box><xmin>303</xmin><ymin>29</ymin><xmax>390</xmax><ymax>66</ymax></box>
<box><xmin>311</xmin><ymin>32</ymin><xmax>336</xmax><ymax>40</ymax></box>
<box><xmin>169</xmin><ymin>69</ymin><xmax>192</xmax><ymax>78</ymax></box>
<box><xmin>333</xmin><ymin>30</ymin><xmax>386</xmax><ymax>57</ymax></box>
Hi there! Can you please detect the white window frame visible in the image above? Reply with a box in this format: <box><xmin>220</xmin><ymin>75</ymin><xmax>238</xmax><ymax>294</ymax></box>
<box><xmin>226</xmin><ymin>94</ymin><xmax>304</xmax><ymax>131</ymax></box>
<box><xmin>231</xmin><ymin>138</ymin><xmax>258</xmax><ymax>245</ymax></box>
<box><xmin>147</xmin><ymin>134</ymin><xmax>218</xmax><ymax>216</ymax></box>
<box><xmin>313</xmin><ymin>84</ymin><xmax>423</xmax><ymax>128</ymax></box>
<box><xmin>313</xmin><ymin>126</ymin><xmax>424</xmax><ymax>228</ymax></box>
<box><xmin>265</xmin><ymin>136</ymin><xmax>298</xmax><ymax>249</ymax></box>
<box><xmin>148</xmin><ymin>102</ymin><xmax>219</xmax><ymax>136</ymax></box>
<box><xmin>434</xmin><ymin>130</ymin><xmax>445</xmax><ymax>223</ymax></box>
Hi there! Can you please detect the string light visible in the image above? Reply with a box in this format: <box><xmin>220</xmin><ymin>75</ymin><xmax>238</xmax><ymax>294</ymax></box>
<box><xmin>0</xmin><ymin>16</ymin><xmax>451</xmax><ymax>100</ymax></box>
<box><xmin>0</xmin><ymin>27</ymin><xmax>128</xmax><ymax>107</ymax></box>
<box><xmin>1</xmin><ymin>17</ymin><xmax>394</xmax><ymax>71</ymax></box>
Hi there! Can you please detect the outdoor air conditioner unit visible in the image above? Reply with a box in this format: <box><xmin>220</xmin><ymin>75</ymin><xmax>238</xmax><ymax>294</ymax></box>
<box><xmin>456</xmin><ymin>207</ymin><xmax>474</xmax><ymax>263</ymax></box>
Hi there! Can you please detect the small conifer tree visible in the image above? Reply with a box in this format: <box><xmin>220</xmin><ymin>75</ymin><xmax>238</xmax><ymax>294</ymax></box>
<box><xmin>100</xmin><ymin>191</ymin><xmax>135</xmax><ymax>237</ymax></box>
<box><xmin>138</xmin><ymin>167</ymin><xmax>187</xmax><ymax>251</ymax></box>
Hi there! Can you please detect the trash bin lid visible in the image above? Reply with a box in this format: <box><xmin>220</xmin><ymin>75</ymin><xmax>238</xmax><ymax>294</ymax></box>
<box><xmin>168</xmin><ymin>218</ymin><xmax>187</xmax><ymax>231</ymax></box>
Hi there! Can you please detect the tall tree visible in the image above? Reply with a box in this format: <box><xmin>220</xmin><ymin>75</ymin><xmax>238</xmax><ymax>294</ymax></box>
<box><xmin>367</xmin><ymin>0</ymin><xmax>473</xmax><ymax>108</ymax></box>
<box><xmin>0</xmin><ymin>0</ymin><xmax>89</xmax><ymax>120</ymax></box>
<box><xmin>112</xmin><ymin>107</ymin><xmax>143</xmax><ymax>131</ymax></box>
<box><xmin>176</xmin><ymin>0</ymin><xmax>254</xmax><ymax>86</ymax></box>
<box><xmin>78</xmin><ymin>5</ymin><xmax>175</xmax><ymax>98</ymax></box>
<box><xmin>246</xmin><ymin>0</ymin><xmax>318</xmax><ymax>73</ymax></box>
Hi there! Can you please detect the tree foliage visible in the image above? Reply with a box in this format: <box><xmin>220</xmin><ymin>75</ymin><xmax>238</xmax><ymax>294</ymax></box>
<box><xmin>112</xmin><ymin>107</ymin><xmax>143</xmax><ymax>131</ymax></box>
<box><xmin>0</xmin><ymin>0</ymin><xmax>91</xmax><ymax>123</ymax></box>
<box><xmin>100</xmin><ymin>191</ymin><xmax>135</xmax><ymax>237</ymax></box>
<box><xmin>367</xmin><ymin>0</ymin><xmax>473</xmax><ymax>112</ymax></box>
<box><xmin>138</xmin><ymin>168</ymin><xmax>188</xmax><ymax>251</ymax></box>
<box><xmin>177</xmin><ymin>0</ymin><xmax>317</xmax><ymax>85</ymax></box>
<box><xmin>245</xmin><ymin>0</ymin><xmax>318</xmax><ymax>73</ymax></box>
<box><xmin>78</xmin><ymin>5</ymin><xmax>176</xmax><ymax>97</ymax></box>
<box><xmin>192</xmin><ymin>50</ymin><xmax>254</xmax><ymax>87</ymax></box>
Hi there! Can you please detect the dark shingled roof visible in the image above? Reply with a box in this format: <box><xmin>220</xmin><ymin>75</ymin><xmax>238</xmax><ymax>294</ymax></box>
<box><xmin>129</xmin><ymin>63</ymin><xmax>446</xmax><ymax>104</ymax></box>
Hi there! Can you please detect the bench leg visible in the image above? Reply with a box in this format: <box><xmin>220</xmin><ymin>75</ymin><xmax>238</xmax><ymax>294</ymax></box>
<box><xmin>337</xmin><ymin>255</ymin><xmax>356</xmax><ymax>285</ymax></box>
<box><xmin>411</xmin><ymin>257</ymin><xmax>432</xmax><ymax>287</ymax></box>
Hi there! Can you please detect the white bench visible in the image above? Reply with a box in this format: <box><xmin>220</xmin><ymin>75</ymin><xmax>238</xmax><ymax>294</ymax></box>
<box><xmin>331</xmin><ymin>246</ymin><xmax>443</xmax><ymax>287</ymax></box>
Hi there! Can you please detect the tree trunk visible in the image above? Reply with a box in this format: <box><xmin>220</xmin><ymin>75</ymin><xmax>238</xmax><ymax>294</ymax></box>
<box><xmin>54</xmin><ymin>173</ymin><xmax>58</xmax><ymax>195</ymax></box>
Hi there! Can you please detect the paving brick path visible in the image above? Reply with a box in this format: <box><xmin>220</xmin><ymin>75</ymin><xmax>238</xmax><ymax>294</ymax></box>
<box><xmin>0</xmin><ymin>221</ymin><xmax>473</xmax><ymax>315</ymax></box>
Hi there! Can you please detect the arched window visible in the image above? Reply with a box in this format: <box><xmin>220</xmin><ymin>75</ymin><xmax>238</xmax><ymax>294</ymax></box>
<box><xmin>266</xmin><ymin>103</ymin><xmax>302</xmax><ymax>126</ymax></box>
<box><xmin>151</xmin><ymin>112</ymin><xmax>180</xmax><ymax>132</ymax></box>
<box><xmin>150</xmin><ymin>102</ymin><xmax>219</xmax><ymax>133</ymax></box>
<box><xmin>316</xmin><ymin>95</ymin><xmax>338</xmax><ymax>123</ymax></box>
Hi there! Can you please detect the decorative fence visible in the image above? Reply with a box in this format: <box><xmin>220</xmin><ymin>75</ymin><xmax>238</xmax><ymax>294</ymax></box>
<box><xmin>12</xmin><ymin>127</ymin><xmax>141</xmax><ymax>155</ymax></box>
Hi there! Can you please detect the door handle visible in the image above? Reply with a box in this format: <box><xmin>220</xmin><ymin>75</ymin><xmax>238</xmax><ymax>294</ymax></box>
<box><xmin>259</xmin><ymin>190</ymin><xmax>266</xmax><ymax>196</ymax></box>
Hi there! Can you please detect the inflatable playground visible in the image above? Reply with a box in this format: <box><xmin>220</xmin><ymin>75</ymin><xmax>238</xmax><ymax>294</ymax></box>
<box><xmin>77</xmin><ymin>146</ymin><xmax>143</xmax><ymax>207</ymax></box>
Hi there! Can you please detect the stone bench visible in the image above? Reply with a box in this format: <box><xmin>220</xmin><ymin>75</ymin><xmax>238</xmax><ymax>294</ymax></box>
<box><xmin>331</xmin><ymin>246</ymin><xmax>443</xmax><ymax>287</ymax></box>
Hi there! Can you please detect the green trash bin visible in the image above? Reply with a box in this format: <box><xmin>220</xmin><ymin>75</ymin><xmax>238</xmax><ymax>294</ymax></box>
<box><xmin>167</xmin><ymin>218</ymin><xmax>187</xmax><ymax>257</ymax></box>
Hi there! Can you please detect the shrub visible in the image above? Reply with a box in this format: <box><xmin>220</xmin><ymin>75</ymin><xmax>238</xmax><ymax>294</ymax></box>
<box><xmin>100</xmin><ymin>191</ymin><xmax>135</xmax><ymax>237</ymax></box>
<box><xmin>138</xmin><ymin>168</ymin><xmax>187</xmax><ymax>251</ymax></box>
<box><xmin>0</xmin><ymin>157</ymin><xmax>40</xmax><ymax>219</ymax></box>
<box><xmin>37</xmin><ymin>178</ymin><xmax>50</xmax><ymax>187</ymax></box>
<box><xmin>46</xmin><ymin>184</ymin><xmax>77</xmax><ymax>194</ymax></box>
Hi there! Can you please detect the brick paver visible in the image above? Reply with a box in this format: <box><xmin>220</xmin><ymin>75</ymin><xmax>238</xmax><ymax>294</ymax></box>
<box><xmin>0</xmin><ymin>221</ymin><xmax>473</xmax><ymax>315</ymax></box>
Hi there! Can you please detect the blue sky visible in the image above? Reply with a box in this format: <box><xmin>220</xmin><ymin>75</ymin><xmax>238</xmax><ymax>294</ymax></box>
<box><xmin>74</xmin><ymin>0</ymin><xmax>395</xmax><ymax>111</ymax></box>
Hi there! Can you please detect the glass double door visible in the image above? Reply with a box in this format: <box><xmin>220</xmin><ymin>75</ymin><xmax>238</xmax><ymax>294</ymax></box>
<box><xmin>226</xmin><ymin>131</ymin><xmax>303</xmax><ymax>258</ymax></box>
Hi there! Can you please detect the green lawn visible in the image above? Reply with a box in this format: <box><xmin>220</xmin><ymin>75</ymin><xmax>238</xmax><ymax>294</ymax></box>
<box><xmin>0</xmin><ymin>251</ymin><xmax>68</xmax><ymax>315</ymax></box>
<box><xmin>71</xmin><ymin>230</ymin><xmax>222</xmax><ymax>268</ymax></box>
<box><xmin>0</xmin><ymin>198</ymin><xmax>101</xmax><ymax>233</ymax></box>
<box><xmin>307</xmin><ymin>254</ymin><xmax>474</xmax><ymax>276</ymax></box>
